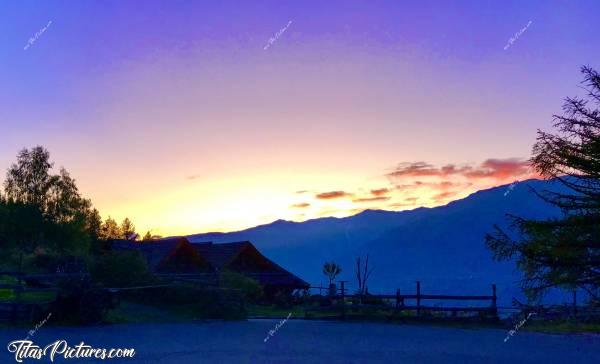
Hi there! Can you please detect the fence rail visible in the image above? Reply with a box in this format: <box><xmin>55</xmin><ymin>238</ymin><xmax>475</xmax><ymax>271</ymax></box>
<box><xmin>305</xmin><ymin>281</ymin><xmax>499</xmax><ymax>320</ymax></box>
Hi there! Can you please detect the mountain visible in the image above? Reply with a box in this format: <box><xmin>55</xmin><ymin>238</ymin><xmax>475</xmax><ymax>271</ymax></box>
<box><xmin>188</xmin><ymin>179</ymin><xmax>574</xmax><ymax>305</ymax></box>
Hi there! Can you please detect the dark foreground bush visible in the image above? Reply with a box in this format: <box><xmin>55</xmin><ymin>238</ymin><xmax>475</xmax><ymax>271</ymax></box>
<box><xmin>220</xmin><ymin>270</ymin><xmax>262</xmax><ymax>303</ymax></box>
<box><xmin>90</xmin><ymin>251</ymin><xmax>155</xmax><ymax>288</ymax></box>
<box><xmin>51</xmin><ymin>278</ymin><xmax>115</xmax><ymax>324</ymax></box>
<box><xmin>124</xmin><ymin>284</ymin><xmax>246</xmax><ymax>320</ymax></box>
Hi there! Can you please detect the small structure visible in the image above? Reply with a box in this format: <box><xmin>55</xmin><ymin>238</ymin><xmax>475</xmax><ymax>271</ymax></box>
<box><xmin>109</xmin><ymin>238</ymin><xmax>308</xmax><ymax>296</ymax></box>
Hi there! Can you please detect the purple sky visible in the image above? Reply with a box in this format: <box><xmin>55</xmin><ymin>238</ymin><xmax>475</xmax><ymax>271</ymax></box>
<box><xmin>1</xmin><ymin>0</ymin><xmax>599</xmax><ymax>234</ymax></box>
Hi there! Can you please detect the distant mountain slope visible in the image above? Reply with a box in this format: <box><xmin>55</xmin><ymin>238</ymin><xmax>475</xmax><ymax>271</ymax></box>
<box><xmin>188</xmin><ymin>179</ymin><xmax>573</xmax><ymax>305</ymax></box>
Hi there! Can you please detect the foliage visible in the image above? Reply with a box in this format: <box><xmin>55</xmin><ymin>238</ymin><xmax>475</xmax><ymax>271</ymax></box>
<box><xmin>51</xmin><ymin>278</ymin><xmax>114</xmax><ymax>324</ymax></box>
<box><xmin>0</xmin><ymin>146</ymin><xmax>97</xmax><ymax>271</ymax></box>
<box><xmin>99</xmin><ymin>217</ymin><xmax>120</xmax><ymax>240</ymax></box>
<box><xmin>120</xmin><ymin>218</ymin><xmax>137</xmax><ymax>240</ymax></box>
<box><xmin>322</xmin><ymin>262</ymin><xmax>342</xmax><ymax>284</ymax></box>
<box><xmin>124</xmin><ymin>285</ymin><xmax>247</xmax><ymax>320</ymax></box>
<box><xmin>486</xmin><ymin>66</ymin><xmax>600</xmax><ymax>300</ymax></box>
<box><xmin>220</xmin><ymin>270</ymin><xmax>263</xmax><ymax>303</ymax></box>
<box><xmin>90</xmin><ymin>251</ymin><xmax>154</xmax><ymax>288</ymax></box>
<box><xmin>142</xmin><ymin>231</ymin><xmax>162</xmax><ymax>241</ymax></box>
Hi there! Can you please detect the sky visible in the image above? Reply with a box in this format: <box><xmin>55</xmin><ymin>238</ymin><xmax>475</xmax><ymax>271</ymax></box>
<box><xmin>1</xmin><ymin>0</ymin><xmax>599</xmax><ymax>236</ymax></box>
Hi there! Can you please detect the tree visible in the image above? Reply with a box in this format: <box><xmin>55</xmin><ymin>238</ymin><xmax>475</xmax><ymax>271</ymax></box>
<box><xmin>120</xmin><ymin>218</ymin><xmax>137</xmax><ymax>240</ymax></box>
<box><xmin>322</xmin><ymin>262</ymin><xmax>342</xmax><ymax>285</ymax></box>
<box><xmin>355</xmin><ymin>254</ymin><xmax>374</xmax><ymax>295</ymax></box>
<box><xmin>486</xmin><ymin>66</ymin><xmax>600</xmax><ymax>300</ymax></box>
<box><xmin>142</xmin><ymin>230</ymin><xmax>162</xmax><ymax>241</ymax></box>
<box><xmin>4</xmin><ymin>146</ymin><xmax>53</xmax><ymax>208</ymax></box>
<box><xmin>99</xmin><ymin>217</ymin><xmax>121</xmax><ymax>240</ymax></box>
<box><xmin>1</xmin><ymin>146</ymin><xmax>96</xmax><ymax>270</ymax></box>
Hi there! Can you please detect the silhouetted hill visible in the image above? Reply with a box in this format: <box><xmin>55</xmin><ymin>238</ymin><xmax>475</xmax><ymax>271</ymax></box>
<box><xmin>188</xmin><ymin>179</ymin><xmax>575</xmax><ymax>305</ymax></box>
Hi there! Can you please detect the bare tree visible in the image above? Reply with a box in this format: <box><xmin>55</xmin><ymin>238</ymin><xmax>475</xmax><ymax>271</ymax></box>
<box><xmin>355</xmin><ymin>254</ymin><xmax>374</xmax><ymax>295</ymax></box>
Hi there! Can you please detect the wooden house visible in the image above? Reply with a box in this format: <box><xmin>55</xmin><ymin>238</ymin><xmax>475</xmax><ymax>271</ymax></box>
<box><xmin>109</xmin><ymin>237</ymin><xmax>308</xmax><ymax>295</ymax></box>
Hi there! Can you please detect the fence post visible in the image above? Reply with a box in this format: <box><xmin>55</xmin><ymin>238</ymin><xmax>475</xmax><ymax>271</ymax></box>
<box><xmin>492</xmin><ymin>284</ymin><xmax>497</xmax><ymax>315</ymax></box>
<box><xmin>340</xmin><ymin>281</ymin><xmax>346</xmax><ymax>320</ymax></box>
<box><xmin>416</xmin><ymin>281</ymin><xmax>421</xmax><ymax>317</ymax></box>
<box><xmin>573</xmin><ymin>290</ymin><xmax>577</xmax><ymax>317</ymax></box>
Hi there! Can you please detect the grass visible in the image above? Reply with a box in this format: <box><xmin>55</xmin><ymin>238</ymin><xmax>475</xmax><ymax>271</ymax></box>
<box><xmin>0</xmin><ymin>289</ymin><xmax>56</xmax><ymax>303</ymax></box>
<box><xmin>524</xmin><ymin>319</ymin><xmax>600</xmax><ymax>334</ymax></box>
<box><xmin>105</xmin><ymin>299</ymin><xmax>246</xmax><ymax>324</ymax></box>
<box><xmin>247</xmin><ymin>304</ymin><xmax>305</xmax><ymax>318</ymax></box>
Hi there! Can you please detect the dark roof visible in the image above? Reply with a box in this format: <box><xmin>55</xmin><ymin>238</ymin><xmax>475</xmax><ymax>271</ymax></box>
<box><xmin>109</xmin><ymin>238</ymin><xmax>308</xmax><ymax>288</ymax></box>
<box><xmin>109</xmin><ymin>237</ymin><xmax>190</xmax><ymax>270</ymax></box>
<box><xmin>193</xmin><ymin>241</ymin><xmax>250</xmax><ymax>269</ymax></box>
<box><xmin>193</xmin><ymin>241</ymin><xmax>309</xmax><ymax>288</ymax></box>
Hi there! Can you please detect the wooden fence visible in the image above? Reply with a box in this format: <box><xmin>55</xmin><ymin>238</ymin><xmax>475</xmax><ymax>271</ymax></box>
<box><xmin>0</xmin><ymin>272</ymin><xmax>55</xmax><ymax>323</ymax></box>
<box><xmin>306</xmin><ymin>281</ymin><xmax>498</xmax><ymax>319</ymax></box>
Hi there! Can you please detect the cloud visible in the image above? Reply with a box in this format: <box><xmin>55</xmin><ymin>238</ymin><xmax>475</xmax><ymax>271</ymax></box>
<box><xmin>291</xmin><ymin>202</ymin><xmax>310</xmax><ymax>208</ymax></box>
<box><xmin>387</xmin><ymin>158</ymin><xmax>534</xmax><ymax>182</ymax></box>
<box><xmin>370</xmin><ymin>188</ymin><xmax>390</xmax><ymax>196</ymax></box>
<box><xmin>352</xmin><ymin>196</ymin><xmax>391</xmax><ymax>203</ymax></box>
<box><xmin>432</xmin><ymin>191</ymin><xmax>458</xmax><ymax>202</ymax></box>
<box><xmin>295</xmin><ymin>190</ymin><xmax>309</xmax><ymax>194</ymax></box>
<box><xmin>186</xmin><ymin>174</ymin><xmax>201</xmax><ymax>180</ymax></box>
<box><xmin>404</xmin><ymin>197</ymin><xmax>418</xmax><ymax>202</ymax></box>
<box><xmin>389</xmin><ymin>202</ymin><xmax>416</xmax><ymax>208</ymax></box>
<box><xmin>463</xmin><ymin>159</ymin><xmax>532</xmax><ymax>180</ymax></box>
<box><xmin>315</xmin><ymin>191</ymin><xmax>353</xmax><ymax>200</ymax></box>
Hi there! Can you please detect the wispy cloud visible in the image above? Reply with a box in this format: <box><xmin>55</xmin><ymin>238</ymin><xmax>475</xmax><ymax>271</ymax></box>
<box><xmin>432</xmin><ymin>191</ymin><xmax>458</xmax><ymax>202</ymax></box>
<box><xmin>353</xmin><ymin>196</ymin><xmax>391</xmax><ymax>203</ymax></box>
<box><xmin>387</xmin><ymin>158</ymin><xmax>535</xmax><ymax>182</ymax></box>
<box><xmin>370</xmin><ymin>188</ymin><xmax>390</xmax><ymax>196</ymax></box>
<box><xmin>315</xmin><ymin>191</ymin><xmax>353</xmax><ymax>200</ymax></box>
<box><xmin>291</xmin><ymin>202</ymin><xmax>310</xmax><ymax>208</ymax></box>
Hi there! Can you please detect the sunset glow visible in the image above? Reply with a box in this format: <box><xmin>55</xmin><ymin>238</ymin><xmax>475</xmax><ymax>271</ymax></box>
<box><xmin>1</xmin><ymin>0</ymin><xmax>598</xmax><ymax>235</ymax></box>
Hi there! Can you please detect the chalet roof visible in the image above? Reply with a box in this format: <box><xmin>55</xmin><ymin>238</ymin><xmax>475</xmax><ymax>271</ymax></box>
<box><xmin>109</xmin><ymin>238</ymin><xmax>308</xmax><ymax>288</ymax></box>
<box><xmin>192</xmin><ymin>241</ymin><xmax>250</xmax><ymax>269</ymax></box>
<box><xmin>192</xmin><ymin>241</ymin><xmax>309</xmax><ymax>288</ymax></box>
<box><xmin>110</xmin><ymin>237</ymin><xmax>190</xmax><ymax>270</ymax></box>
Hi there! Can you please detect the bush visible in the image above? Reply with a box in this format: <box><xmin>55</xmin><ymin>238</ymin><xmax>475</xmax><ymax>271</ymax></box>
<box><xmin>90</xmin><ymin>251</ymin><xmax>154</xmax><ymax>288</ymax></box>
<box><xmin>51</xmin><ymin>278</ymin><xmax>115</xmax><ymax>324</ymax></box>
<box><xmin>219</xmin><ymin>271</ymin><xmax>262</xmax><ymax>303</ymax></box>
<box><xmin>124</xmin><ymin>284</ymin><xmax>247</xmax><ymax>320</ymax></box>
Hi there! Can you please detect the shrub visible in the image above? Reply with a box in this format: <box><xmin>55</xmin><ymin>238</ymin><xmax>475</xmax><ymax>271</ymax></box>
<box><xmin>219</xmin><ymin>271</ymin><xmax>262</xmax><ymax>303</ymax></box>
<box><xmin>51</xmin><ymin>278</ymin><xmax>115</xmax><ymax>324</ymax></box>
<box><xmin>90</xmin><ymin>251</ymin><xmax>154</xmax><ymax>288</ymax></box>
<box><xmin>124</xmin><ymin>284</ymin><xmax>247</xmax><ymax>320</ymax></box>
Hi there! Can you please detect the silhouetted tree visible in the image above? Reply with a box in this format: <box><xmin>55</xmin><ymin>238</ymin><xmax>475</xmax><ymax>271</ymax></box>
<box><xmin>486</xmin><ymin>66</ymin><xmax>600</xmax><ymax>300</ymax></box>
<box><xmin>100</xmin><ymin>217</ymin><xmax>121</xmax><ymax>240</ymax></box>
<box><xmin>141</xmin><ymin>230</ymin><xmax>162</xmax><ymax>241</ymax></box>
<box><xmin>355</xmin><ymin>254</ymin><xmax>374</xmax><ymax>295</ymax></box>
<box><xmin>120</xmin><ymin>218</ymin><xmax>137</xmax><ymax>240</ymax></box>
<box><xmin>142</xmin><ymin>231</ymin><xmax>153</xmax><ymax>241</ymax></box>
<box><xmin>0</xmin><ymin>146</ymin><xmax>97</xmax><ymax>271</ymax></box>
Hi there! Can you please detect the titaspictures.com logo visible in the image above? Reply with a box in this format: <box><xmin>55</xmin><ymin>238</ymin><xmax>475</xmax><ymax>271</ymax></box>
<box><xmin>7</xmin><ymin>340</ymin><xmax>135</xmax><ymax>362</ymax></box>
